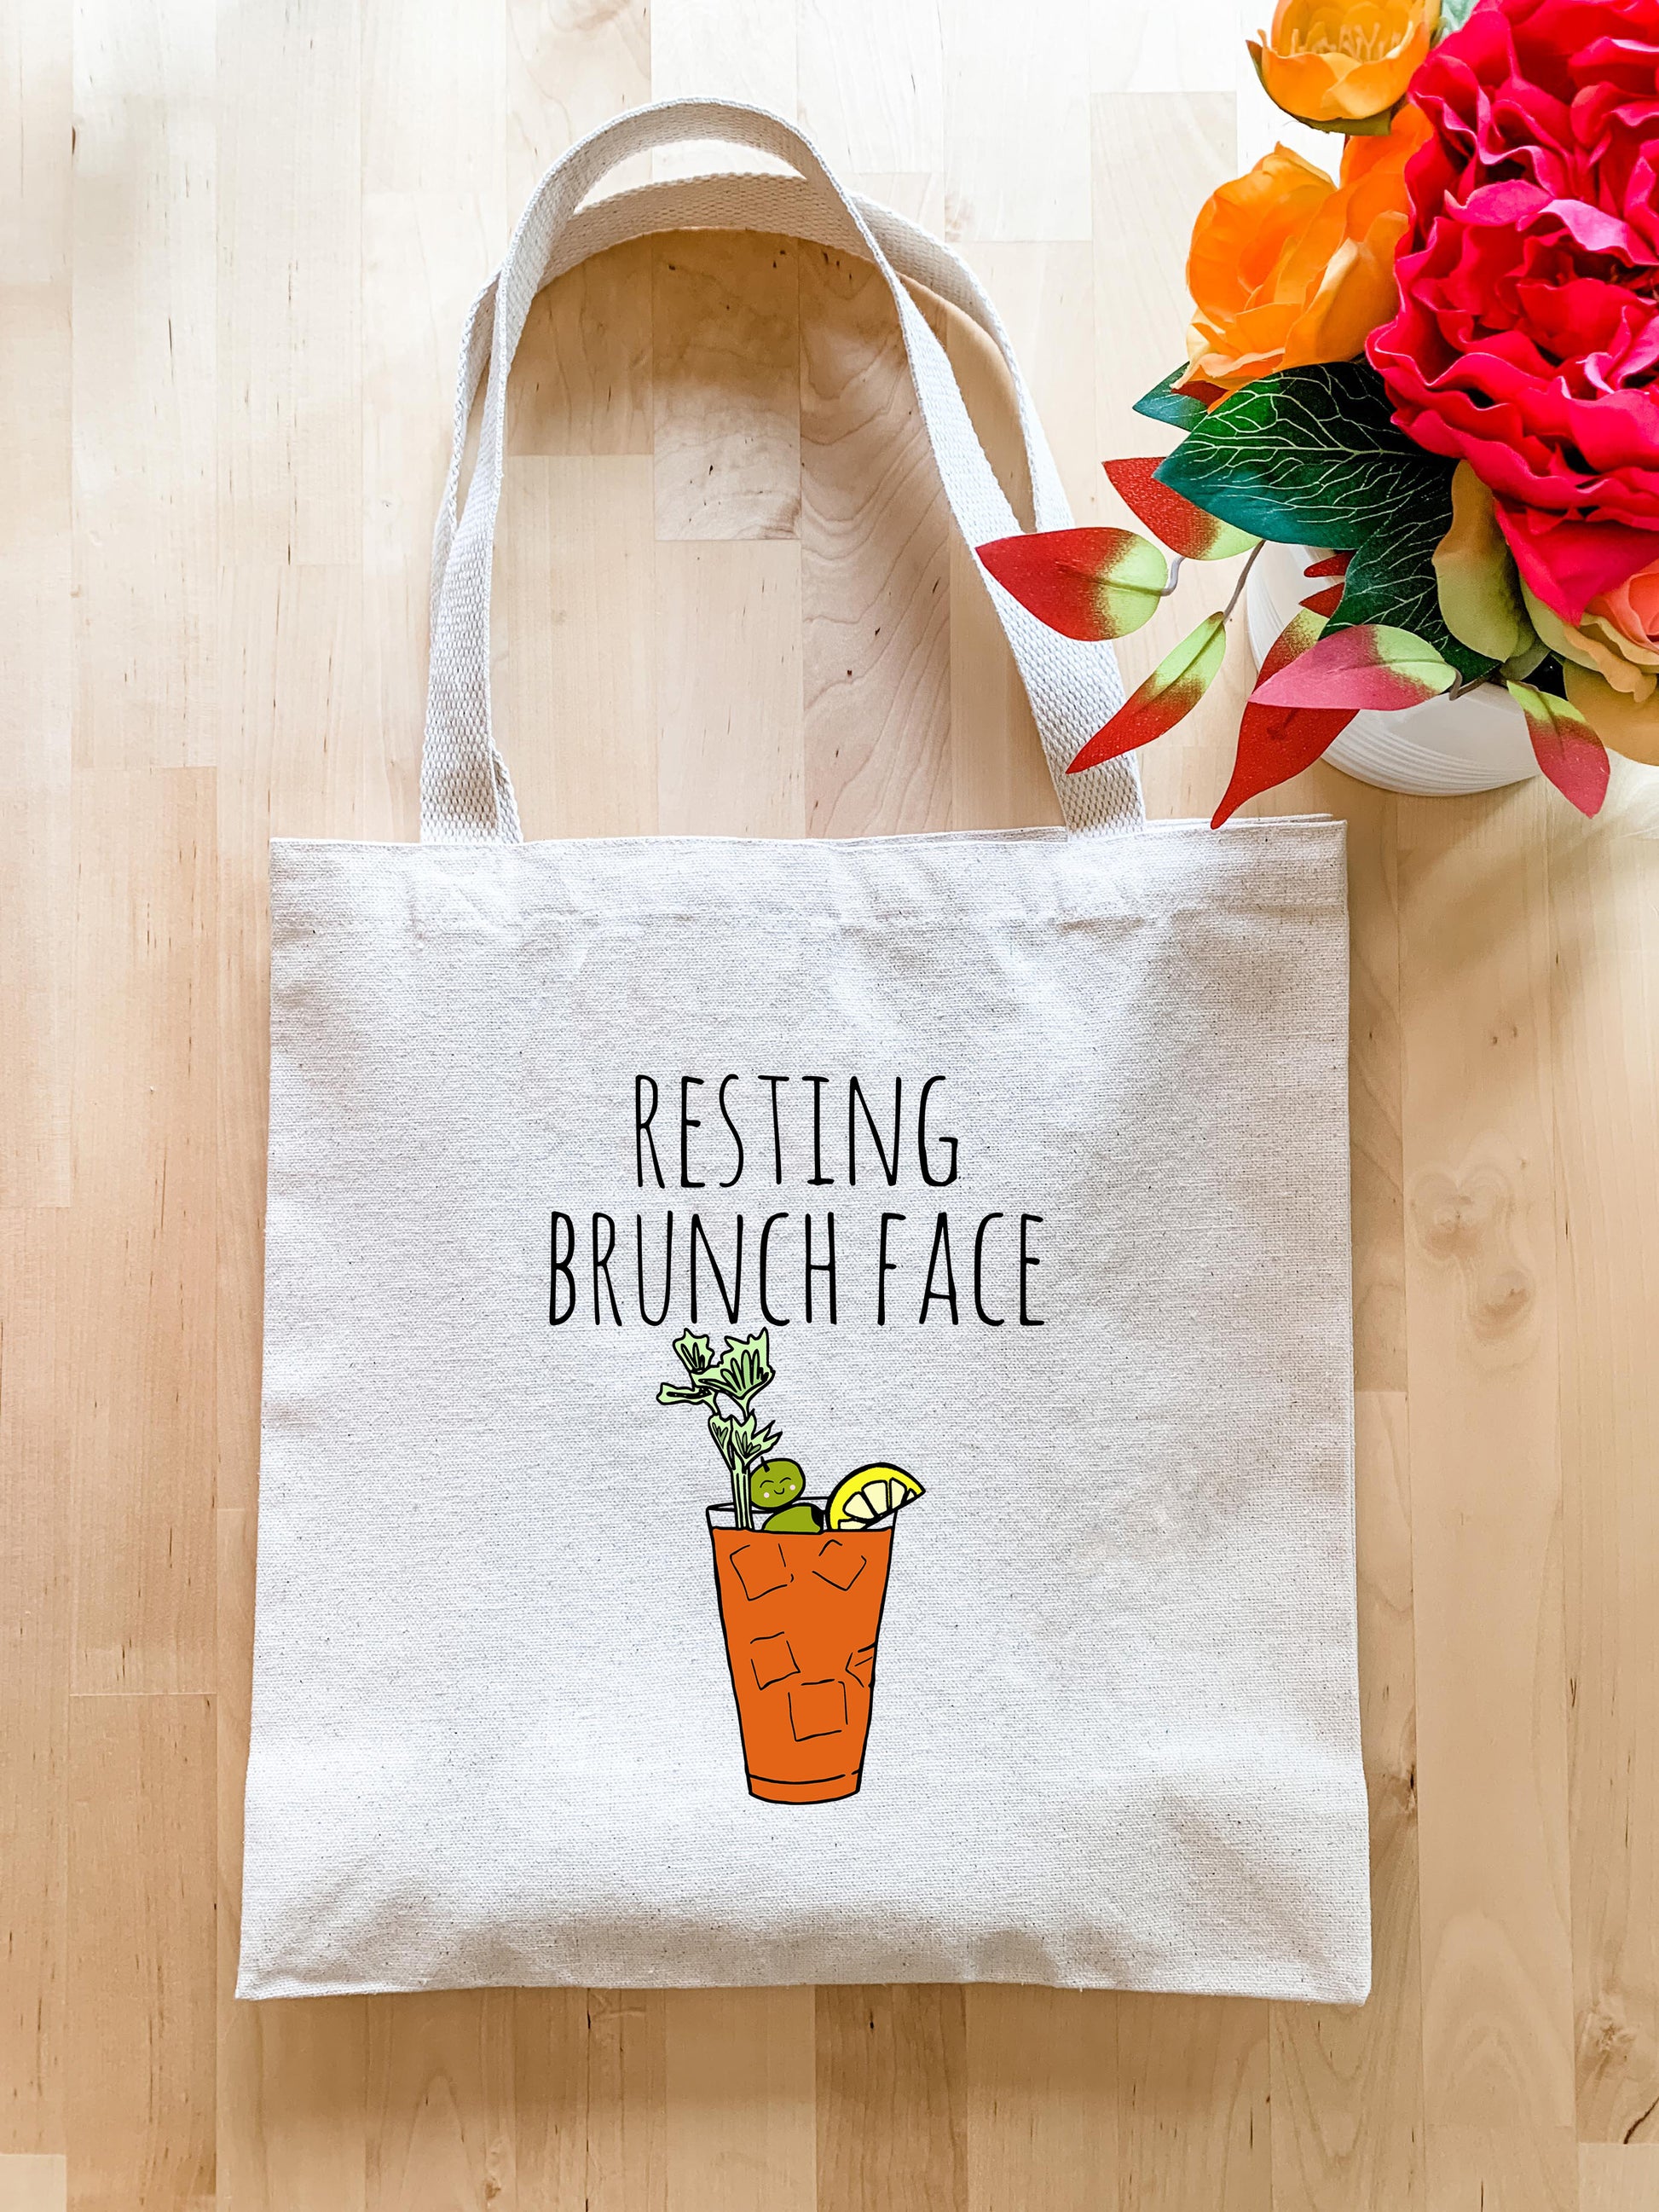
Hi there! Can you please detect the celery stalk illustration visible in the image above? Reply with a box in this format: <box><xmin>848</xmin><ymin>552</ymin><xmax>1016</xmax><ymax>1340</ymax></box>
<box><xmin>656</xmin><ymin>1329</ymin><xmax>783</xmax><ymax>1530</ymax></box>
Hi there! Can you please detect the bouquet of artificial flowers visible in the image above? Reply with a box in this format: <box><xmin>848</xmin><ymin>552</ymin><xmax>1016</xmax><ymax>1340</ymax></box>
<box><xmin>981</xmin><ymin>0</ymin><xmax>1659</xmax><ymax>820</ymax></box>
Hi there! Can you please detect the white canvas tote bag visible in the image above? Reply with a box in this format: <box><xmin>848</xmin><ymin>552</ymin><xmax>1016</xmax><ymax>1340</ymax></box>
<box><xmin>238</xmin><ymin>99</ymin><xmax>1371</xmax><ymax>2002</ymax></box>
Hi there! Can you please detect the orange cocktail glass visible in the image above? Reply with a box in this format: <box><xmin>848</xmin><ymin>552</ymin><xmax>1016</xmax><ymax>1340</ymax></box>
<box><xmin>708</xmin><ymin>1507</ymin><xmax>893</xmax><ymax>1803</ymax></box>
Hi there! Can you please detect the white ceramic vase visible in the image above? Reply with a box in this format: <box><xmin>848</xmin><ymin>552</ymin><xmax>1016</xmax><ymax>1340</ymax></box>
<box><xmin>1245</xmin><ymin>537</ymin><xmax>1538</xmax><ymax>796</ymax></box>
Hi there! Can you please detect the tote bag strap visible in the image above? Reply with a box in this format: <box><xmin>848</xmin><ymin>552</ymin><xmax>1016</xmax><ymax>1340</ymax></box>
<box><xmin>423</xmin><ymin>98</ymin><xmax>1141</xmax><ymax>844</ymax></box>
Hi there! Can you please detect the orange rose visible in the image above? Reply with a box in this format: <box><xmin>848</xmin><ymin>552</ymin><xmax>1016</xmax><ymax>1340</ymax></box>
<box><xmin>1184</xmin><ymin>102</ymin><xmax>1431</xmax><ymax>396</ymax></box>
<box><xmin>1251</xmin><ymin>0</ymin><xmax>1438</xmax><ymax>130</ymax></box>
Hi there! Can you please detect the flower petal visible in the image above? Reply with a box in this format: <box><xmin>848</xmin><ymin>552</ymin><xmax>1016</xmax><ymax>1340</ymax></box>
<box><xmin>1561</xmin><ymin>663</ymin><xmax>1659</xmax><ymax>767</ymax></box>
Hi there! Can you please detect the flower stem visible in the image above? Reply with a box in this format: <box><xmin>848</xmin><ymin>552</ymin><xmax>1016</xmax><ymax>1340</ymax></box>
<box><xmin>1221</xmin><ymin>539</ymin><xmax>1265</xmax><ymax>623</ymax></box>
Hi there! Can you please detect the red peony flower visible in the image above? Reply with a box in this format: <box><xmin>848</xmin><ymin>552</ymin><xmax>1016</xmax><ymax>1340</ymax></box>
<box><xmin>1367</xmin><ymin>0</ymin><xmax>1659</xmax><ymax>622</ymax></box>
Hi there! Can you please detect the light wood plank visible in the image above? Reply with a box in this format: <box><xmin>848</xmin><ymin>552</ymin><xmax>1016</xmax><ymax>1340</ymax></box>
<box><xmin>655</xmin><ymin>541</ymin><xmax>805</xmax><ymax>838</ymax></box>
<box><xmin>508</xmin><ymin>237</ymin><xmax>655</xmax><ymax>460</ymax></box>
<box><xmin>513</xmin><ymin>1988</ymin><xmax>671</xmax><ymax>2212</ymax></box>
<box><xmin>67</xmin><ymin>771</ymin><xmax>217</xmax><ymax>1695</ymax></box>
<box><xmin>361</xmin><ymin>189</ymin><xmax>501</xmax><ymax>834</ymax></box>
<box><xmin>647</xmin><ymin>0</ymin><xmax>798</xmax><ymax>183</ymax></box>
<box><xmin>960</xmin><ymin>241</ymin><xmax>1103</xmax><ymax>523</ymax></box>
<box><xmin>0</xmin><ymin>1214</ymin><xmax>68</xmax><ymax>2154</ymax></box>
<box><xmin>1116</xmin><ymin>1995</ymin><xmax>1270</xmax><ymax>2211</ymax></box>
<box><xmin>1549</xmin><ymin>808</ymin><xmax>1659</xmax><ymax>2149</ymax></box>
<box><xmin>943</xmin><ymin>0</ymin><xmax>1091</xmax><ymax>242</ymax></box>
<box><xmin>0</xmin><ymin>0</ymin><xmax>72</xmax><ymax>1205</ymax></box>
<box><xmin>71</xmin><ymin>0</ymin><xmax>217</xmax><ymax>773</ymax></box>
<box><xmin>0</xmin><ymin>2157</ymin><xmax>67</xmax><ymax>2212</ymax></box>
<box><xmin>365</xmin><ymin>1991</ymin><xmax>517</xmax><ymax>2212</ymax></box>
<box><xmin>652</xmin><ymin>232</ymin><xmax>802</xmax><ymax>542</ymax></box>
<box><xmin>964</xmin><ymin>1988</ymin><xmax>1117</xmax><ymax>2212</ymax></box>
<box><xmin>581</xmin><ymin>1991</ymin><xmax>669</xmax><ymax>2212</ymax></box>
<box><xmin>799</xmin><ymin>241</ymin><xmax>951</xmax><ymax>837</ymax></box>
<box><xmin>1580</xmin><ymin>2145</ymin><xmax>1659</xmax><ymax>2212</ymax></box>
<box><xmin>506</xmin><ymin>0</ymin><xmax>650</xmax><ymax>200</ymax></box>
<box><xmin>508</xmin><ymin>1989</ymin><xmax>592</xmax><ymax>2209</ymax></box>
<box><xmin>0</xmin><ymin>792</ymin><xmax>72</xmax><ymax>1208</ymax></box>
<box><xmin>498</xmin><ymin>456</ymin><xmax>658</xmax><ymax>841</ymax></box>
<box><xmin>1271</xmin><ymin>1394</ymin><xmax>1425</xmax><ymax>2211</ymax></box>
<box><xmin>798</xmin><ymin>0</ymin><xmax>945</xmax><ymax>229</ymax></box>
<box><xmin>1426</xmin><ymin>2122</ymin><xmax>1578</xmax><ymax>2212</ymax></box>
<box><xmin>817</xmin><ymin>1987</ymin><xmax>968</xmax><ymax>2212</ymax></box>
<box><xmin>217</xmin><ymin>0</ymin><xmax>361</xmax><ymax>566</ymax></box>
<box><xmin>361</xmin><ymin>0</ymin><xmax>506</xmax><ymax>197</ymax></box>
<box><xmin>663</xmin><ymin>1989</ymin><xmax>815</xmax><ymax>2212</ymax></box>
<box><xmin>1399</xmin><ymin>788</ymin><xmax>1578</xmax><ymax>2191</ymax></box>
<box><xmin>65</xmin><ymin>1694</ymin><xmax>216</xmax><ymax>2211</ymax></box>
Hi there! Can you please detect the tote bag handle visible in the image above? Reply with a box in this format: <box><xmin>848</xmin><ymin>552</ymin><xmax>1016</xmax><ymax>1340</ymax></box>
<box><xmin>423</xmin><ymin>98</ymin><xmax>1142</xmax><ymax>844</ymax></box>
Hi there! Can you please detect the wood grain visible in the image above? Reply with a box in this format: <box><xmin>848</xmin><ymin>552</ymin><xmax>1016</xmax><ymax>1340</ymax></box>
<box><xmin>7</xmin><ymin>4</ymin><xmax>1658</xmax><ymax>2205</ymax></box>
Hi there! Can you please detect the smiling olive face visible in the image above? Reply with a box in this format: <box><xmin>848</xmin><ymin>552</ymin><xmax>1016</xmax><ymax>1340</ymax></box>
<box><xmin>749</xmin><ymin>1457</ymin><xmax>806</xmax><ymax>1511</ymax></box>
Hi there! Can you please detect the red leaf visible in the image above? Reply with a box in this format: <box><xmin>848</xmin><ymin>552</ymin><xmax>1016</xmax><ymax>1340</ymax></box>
<box><xmin>976</xmin><ymin>526</ymin><xmax>1165</xmax><ymax>640</ymax></box>
<box><xmin>1300</xmin><ymin>584</ymin><xmax>1345</xmax><ymax>617</ymax></box>
<box><xmin>1250</xmin><ymin>622</ymin><xmax>1458</xmax><ymax>711</ymax></box>
<box><xmin>1302</xmin><ymin>553</ymin><xmax>1351</xmax><ymax>580</ymax></box>
<box><xmin>1102</xmin><ymin>458</ymin><xmax>1257</xmax><ymax>560</ymax></box>
<box><xmin>1068</xmin><ymin>612</ymin><xmax>1229</xmax><ymax>773</ymax></box>
<box><xmin>1211</xmin><ymin>608</ymin><xmax>1354</xmax><ymax>825</ymax></box>
<box><xmin>1507</xmin><ymin>680</ymin><xmax>1610</xmax><ymax>816</ymax></box>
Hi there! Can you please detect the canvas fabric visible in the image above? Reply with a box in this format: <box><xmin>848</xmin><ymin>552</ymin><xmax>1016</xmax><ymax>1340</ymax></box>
<box><xmin>237</xmin><ymin>98</ymin><xmax>1370</xmax><ymax>2001</ymax></box>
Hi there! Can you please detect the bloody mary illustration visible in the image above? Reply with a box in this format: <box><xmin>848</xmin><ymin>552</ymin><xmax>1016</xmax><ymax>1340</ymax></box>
<box><xmin>657</xmin><ymin>1329</ymin><xmax>925</xmax><ymax>1804</ymax></box>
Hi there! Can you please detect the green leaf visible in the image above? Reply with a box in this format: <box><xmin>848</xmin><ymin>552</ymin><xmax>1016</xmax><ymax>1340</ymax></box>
<box><xmin>1132</xmin><ymin>364</ymin><xmax>1217</xmax><ymax>433</ymax></box>
<box><xmin>1436</xmin><ymin>0</ymin><xmax>1482</xmax><ymax>37</ymax></box>
<box><xmin>1433</xmin><ymin>461</ymin><xmax>1535</xmax><ymax>663</ymax></box>
<box><xmin>711</xmin><ymin>1408</ymin><xmax>778</xmax><ymax>1468</ymax></box>
<box><xmin>673</xmin><ymin>1329</ymin><xmax>716</xmax><ymax>1378</ymax></box>
<box><xmin>1154</xmin><ymin>362</ymin><xmax>1497</xmax><ymax>681</ymax></box>
<box><xmin>657</xmin><ymin>1380</ymin><xmax>710</xmax><ymax>1406</ymax></box>
<box><xmin>708</xmin><ymin>1329</ymin><xmax>773</xmax><ymax>1406</ymax></box>
<box><xmin>707</xmin><ymin>1410</ymin><xmax>746</xmax><ymax>1468</ymax></box>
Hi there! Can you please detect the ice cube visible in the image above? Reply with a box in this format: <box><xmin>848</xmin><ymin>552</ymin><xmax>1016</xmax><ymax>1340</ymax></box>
<box><xmin>811</xmin><ymin>1538</ymin><xmax>866</xmax><ymax>1592</ymax></box>
<box><xmin>728</xmin><ymin>1539</ymin><xmax>792</xmax><ymax>1602</ymax></box>
<box><xmin>788</xmin><ymin>1677</ymin><xmax>849</xmax><ymax>1742</ymax></box>
<box><xmin>748</xmin><ymin>1632</ymin><xmax>801</xmax><ymax>1691</ymax></box>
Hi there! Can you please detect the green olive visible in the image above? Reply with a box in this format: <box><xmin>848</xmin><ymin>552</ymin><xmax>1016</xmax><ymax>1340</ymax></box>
<box><xmin>763</xmin><ymin>1502</ymin><xmax>823</xmax><ymax>1532</ymax></box>
<box><xmin>749</xmin><ymin>1457</ymin><xmax>806</xmax><ymax>1510</ymax></box>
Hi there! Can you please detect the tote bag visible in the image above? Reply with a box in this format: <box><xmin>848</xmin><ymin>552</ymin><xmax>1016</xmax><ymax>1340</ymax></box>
<box><xmin>238</xmin><ymin>99</ymin><xmax>1370</xmax><ymax>2002</ymax></box>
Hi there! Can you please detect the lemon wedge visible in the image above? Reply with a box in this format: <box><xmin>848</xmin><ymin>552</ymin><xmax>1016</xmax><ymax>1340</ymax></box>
<box><xmin>827</xmin><ymin>1464</ymin><xmax>924</xmax><ymax>1530</ymax></box>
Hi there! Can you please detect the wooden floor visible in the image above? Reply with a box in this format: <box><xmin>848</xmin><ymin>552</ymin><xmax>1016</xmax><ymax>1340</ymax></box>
<box><xmin>5</xmin><ymin>3</ymin><xmax>1659</xmax><ymax>2207</ymax></box>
